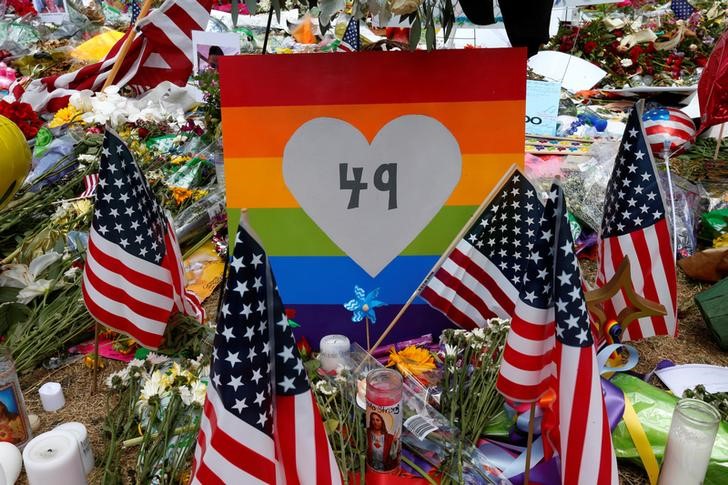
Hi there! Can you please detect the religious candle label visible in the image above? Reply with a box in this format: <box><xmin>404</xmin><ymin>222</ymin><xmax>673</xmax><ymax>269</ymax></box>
<box><xmin>366</xmin><ymin>401</ymin><xmax>402</xmax><ymax>472</ymax></box>
<box><xmin>0</xmin><ymin>382</ymin><xmax>29</xmax><ymax>446</ymax></box>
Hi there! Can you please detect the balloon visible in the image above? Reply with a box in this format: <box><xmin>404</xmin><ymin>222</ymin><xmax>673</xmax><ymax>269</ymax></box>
<box><xmin>642</xmin><ymin>107</ymin><xmax>696</xmax><ymax>157</ymax></box>
<box><xmin>0</xmin><ymin>115</ymin><xmax>31</xmax><ymax>210</ymax></box>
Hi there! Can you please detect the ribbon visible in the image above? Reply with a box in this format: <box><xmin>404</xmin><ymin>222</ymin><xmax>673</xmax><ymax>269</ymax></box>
<box><xmin>597</xmin><ymin>343</ymin><xmax>659</xmax><ymax>484</ymax></box>
<box><xmin>623</xmin><ymin>396</ymin><xmax>660</xmax><ymax>485</ymax></box>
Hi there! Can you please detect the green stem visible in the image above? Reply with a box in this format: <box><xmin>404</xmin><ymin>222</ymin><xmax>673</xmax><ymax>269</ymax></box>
<box><xmin>401</xmin><ymin>456</ymin><xmax>437</xmax><ymax>485</ymax></box>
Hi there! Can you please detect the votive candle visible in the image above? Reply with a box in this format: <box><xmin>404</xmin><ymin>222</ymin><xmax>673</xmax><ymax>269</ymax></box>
<box><xmin>319</xmin><ymin>335</ymin><xmax>350</xmax><ymax>373</ymax></box>
<box><xmin>658</xmin><ymin>398</ymin><xmax>721</xmax><ymax>485</ymax></box>
<box><xmin>365</xmin><ymin>369</ymin><xmax>403</xmax><ymax>473</ymax></box>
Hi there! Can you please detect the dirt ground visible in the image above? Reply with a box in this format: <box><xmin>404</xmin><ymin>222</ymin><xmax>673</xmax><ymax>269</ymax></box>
<box><xmin>13</xmin><ymin>263</ymin><xmax>721</xmax><ymax>484</ymax></box>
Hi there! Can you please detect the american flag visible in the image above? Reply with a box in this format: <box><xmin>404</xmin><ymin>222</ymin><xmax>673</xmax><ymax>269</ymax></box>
<box><xmin>80</xmin><ymin>173</ymin><xmax>99</xmax><ymax>199</ymax></box>
<box><xmin>192</xmin><ymin>219</ymin><xmax>341</xmax><ymax>484</ymax></box>
<box><xmin>339</xmin><ymin>17</ymin><xmax>360</xmax><ymax>52</ymax></box>
<box><xmin>130</xmin><ymin>0</ymin><xmax>141</xmax><ymax>24</ymax></box>
<box><xmin>82</xmin><ymin>130</ymin><xmax>204</xmax><ymax>350</ymax></box>
<box><xmin>11</xmin><ymin>0</ymin><xmax>212</xmax><ymax>112</ymax></box>
<box><xmin>496</xmin><ymin>182</ymin><xmax>618</xmax><ymax>485</ymax></box>
<box><xmin>596</xmin><ymin>101</ymin><xmax>677</xmax><ymax>341</ymax></box>
<box><xmin>671</xmin><ymin>0</ymin><xmax>696</xmax><ymax>20</ymax></box>
<box><xmin>419</xmin><ymin>169</ymin><xmax>543</xmax><ymax>329</ymax></box>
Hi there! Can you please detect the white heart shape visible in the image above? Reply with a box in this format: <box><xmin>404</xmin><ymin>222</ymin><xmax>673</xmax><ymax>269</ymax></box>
<box><xmin>283</xmin><ymin>115</ymin><xmax>462</xmax><ymax>277</ymax></box>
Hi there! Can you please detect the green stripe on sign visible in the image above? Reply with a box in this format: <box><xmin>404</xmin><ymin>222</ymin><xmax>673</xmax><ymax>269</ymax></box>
<box><xmin>227</xmin><ymin>206</ymin><xmax>476</xmax><ymax>256</ymax></box>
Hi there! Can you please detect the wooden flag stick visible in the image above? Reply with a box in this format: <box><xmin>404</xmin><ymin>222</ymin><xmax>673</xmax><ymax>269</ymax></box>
<box><xmin>101</xmin><ymin>0</ymin><xmax>155</xmax><ymax>90</ymax></box>
<box><xmin>91</xmin><ymin>321</ymin><xmax>100</xmax><ymax>394</ymax></box>
<box><xmin>524</xmin><ymin>402</ymin><xmax>537</xmax><ymax>485</ymax></box>
<box><xmin>714</xmin><ymin>123</ymin><xmax>725</xmax><ymax>161</ymax></box>
<box><xmin>368</xmin><ymin>165</ymin><xmax>520</xmax><ymax>355</ymax></box>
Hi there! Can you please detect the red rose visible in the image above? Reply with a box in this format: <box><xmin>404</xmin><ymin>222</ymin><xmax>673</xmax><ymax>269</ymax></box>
<box><xmin>296</xmin><ymin>336</ymin><xmax>311</xmax><ymax>359</ymax></box>
<box><xmin>629</xmin><ymin>45</ymin><xmax>644</xmax><ymax>62</ymax></box>
<box><xmin>696</xmin><ymin>55</ymin><xmax>708</xmax><ymax>67</ymax></box>
<box><xmin>583</xmin><ymin>41</ymin><xmax>598</xmax><ymax>55</ymax></box>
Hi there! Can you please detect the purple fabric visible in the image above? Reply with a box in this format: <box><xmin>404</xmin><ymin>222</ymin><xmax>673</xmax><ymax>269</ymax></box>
<box><xmin>370</xmin><ymin>334</ymin><xmax>434</xmax><ymax>359</ymax></box>
<box><xmin>602</xmin><ymin>377</ymin><xmax>625</xmax><ymax>431</ymax></box>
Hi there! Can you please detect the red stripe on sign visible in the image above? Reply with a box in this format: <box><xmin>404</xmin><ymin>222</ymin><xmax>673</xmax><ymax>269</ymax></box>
<box><xmin>420</xmin><ymin>286</ymin><xmax>478</xmax><ymax>330</ymax></box>
<box><xmin>203</xmin><ymin>399</ymin><xmax>278</xmax><ymax>484</ymax></box>
<box><xmin>219</xmin><ymin>49</ymin><xmax>526</xmax><ymax>107</ymax></box>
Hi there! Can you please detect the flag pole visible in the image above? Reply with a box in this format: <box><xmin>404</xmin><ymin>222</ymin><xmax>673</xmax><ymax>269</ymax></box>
<box><xmin>91</xmin><ymin>321</ymin><xmax>100</xmax><ymax>394</ymax></box>
<box><xmin>368</xmin><ymin>164</ymin><xmax>519</xmax><ymax>355</ymax></box>
<box><xmin>101</xmin><ymin>0</ymin><xmax>155</xmax><ymax>90</ymax></box>
<box><xmin>262</xmin><ymin>7</ymin><xmax>274</xmax><ymax>54</ymax></box>
<box><xmin>524</xmin><ymin>402</ymin><xmax>537</xmax><ymax>485</ymax></box>
<box><xmin>714</xmin><ymin>124</ymin><xmax>725</xmax><ymax>161</ymax></box>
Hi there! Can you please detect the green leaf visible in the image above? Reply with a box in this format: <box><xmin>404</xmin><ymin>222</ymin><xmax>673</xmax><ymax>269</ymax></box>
<box><xmin>231</xmin><ymin>0</ymin><xmax>239</xmax><ymax>27</ymax></box>
<box><xmin>273</xmin><ymin>0</ymin><xmax>281</xmax><ymax>23</ymax></box>
<box><xmin>425</xmin><ymin>20</ymin><xmax>435</xmax><ymax>50</ymax></box>
<box><xmin>0</xmin><ymin>302</ymin><xmax>31</xmax><ymax>332</ymax></box>
<box><xmin>409</xmin><ymin>13</ymin><xmax>421</xmax><ymax>51</ymax></box>
<box><xmin>245</xmin><ymin>0</ymin><xmax>256</xmax><ymax>15</ymax></box>
<box><xmin>0</xmin><ymin>287</ymin><xmax>20</xmax><ymax>304</ymax></box>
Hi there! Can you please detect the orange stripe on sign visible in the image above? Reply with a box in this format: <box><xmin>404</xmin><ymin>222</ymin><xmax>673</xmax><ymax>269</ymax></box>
<box><xmin>221</xmin><ymin>100</ymin><xmax>524</xmax><ymax>158</ymax></box>
<box><xmin>225</xmin><ymin>153</ymin><xmax>523</xmax><ymax>208</ymax></box>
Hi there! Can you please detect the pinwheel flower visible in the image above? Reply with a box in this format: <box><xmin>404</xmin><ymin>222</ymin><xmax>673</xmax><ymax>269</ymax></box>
<box><xmin>344</xmin><ymin>286</ymin><xmax>385</xmax><ymax>323</ymax></box>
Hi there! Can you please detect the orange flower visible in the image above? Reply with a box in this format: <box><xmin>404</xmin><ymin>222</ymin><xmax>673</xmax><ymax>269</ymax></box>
<box><xmin>387</xmin><ymin>345</ymin><xmax>436</xmax><ymax>379</ymax></box>
<box><xmin>170</xmin><ymin>187</ymin><xmax>194</xmax><ymax>205</ymax></box>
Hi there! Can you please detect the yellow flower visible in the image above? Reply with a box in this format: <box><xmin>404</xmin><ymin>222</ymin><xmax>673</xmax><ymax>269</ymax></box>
<box><xmin>170</xmin><ymin>187</ymin><xmax>193</xmax><ymax>204</ymax></box>
<box><xmin>387</xmin><ymin>345</ymin><xmax>436</xmax><ymax>378</ymax></box>
<box><xmin>49</xmin><ymin>105</ymin><xmax>82</xmax><ymax>128</ymax></box>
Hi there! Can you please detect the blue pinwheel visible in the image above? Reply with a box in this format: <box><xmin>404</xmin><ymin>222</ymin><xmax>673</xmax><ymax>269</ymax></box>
<box><xmin>344</xmin><ymin>286</ymin><xmax>385</xmax><ymax>324</ymax></box>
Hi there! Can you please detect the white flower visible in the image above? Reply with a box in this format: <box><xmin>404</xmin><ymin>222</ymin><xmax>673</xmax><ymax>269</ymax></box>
<box><xmin>128</xmin><ymin>358</ymin><xmax>145</xmax><ymax>369</ymax></box>
<box><xmin>0</xmin><ymin>252</ymin><xmax>64</xmax><ymax>304</ymax></box>
<box><xmin>621</xmin><ymin>58</ymin><xmax>633</xmax><ymax>67</ymax></box>
<box><xmin>179</xmin><ymin>385</ymin><xmax>193</xmax><ymax>406</ymax></box>
<box><xmin>444</xmin><ymin>344</ymin><xmax>458</xmax><ymax>358</ymax></box>
<box><xmin>189</xmin><ymin>380</ymin><xmax>207</xmax><ymax>406</ymax></box>
<box><xmin>146</xmin><ymin>352</ymin><xmax>170</xmax><ymax>365</ymax></box>
<box><xmin>69</xmin><ymin>90</ymin><xmax>94</xmax><ymax>111</ymax></box>
<box><xmin>139</xmin><ymin>372</ymin><xmax>165</xmax><ymax>404</ymax></box>
<box><xmin>315</xmin><ymin>380</ymin><xmax>337</xmax><ymax>396</ymax></box>
<box><xmin>63</xmin><ymin>267</ymin><xmax>80</xmax><ymax>280</ymax></box>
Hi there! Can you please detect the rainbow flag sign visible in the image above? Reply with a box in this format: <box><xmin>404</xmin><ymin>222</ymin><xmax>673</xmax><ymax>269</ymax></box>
<box><xmin>219</xmin><ymin>49</ymin><xmax>525</xmax><ymax>347</ymax></box>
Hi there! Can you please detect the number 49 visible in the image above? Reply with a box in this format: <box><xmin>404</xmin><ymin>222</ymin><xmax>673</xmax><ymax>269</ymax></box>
<box><xmin>339</xmin><ymin>163</ymin><xmax>398</xmax><ymax>210</ymax></box>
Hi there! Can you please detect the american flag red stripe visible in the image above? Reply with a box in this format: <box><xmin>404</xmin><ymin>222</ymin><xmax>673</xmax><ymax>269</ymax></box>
<box><xmin>193</xmin><ymin>389</ymin><xmax>278</xmax><ymax>484</ymax></box>
<box><xmin>82</xmin><ymin>228</ymin><xmax>175</xmax><ymax>349</ymax></box>
<box><xmin>596</xmin><ymin>101</ymin><xmax>678</xmax><ymax>341</ymax></box>
<box><xmin>12</xmin><ymin>0</ymin><xmax>212</xmax><ymax>112</ymax></box>
<box><xmin>420</xmin><ymin>170</ymin><xmax>543</xmax><ymax>329</ymax></box>
<box><xmin>80</xmin><ymin>174</ymin><xmax>99</xmax><ymax>198</ymax></box>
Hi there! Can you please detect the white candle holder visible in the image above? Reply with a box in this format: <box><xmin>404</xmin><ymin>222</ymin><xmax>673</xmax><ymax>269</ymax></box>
<box><xmin>23</xmin><ymin>430</ymin><xmax>87</xmax><ymax>485</ymax></box>
<box><xmin>319</xmin><ymin>335</ymin><xmax>351</xmax><ymax>373</ymax></box>
<box><xmin>659</xmin><ymin>398</ymin><xmax>721</xmax><ymax>485</ymax></box>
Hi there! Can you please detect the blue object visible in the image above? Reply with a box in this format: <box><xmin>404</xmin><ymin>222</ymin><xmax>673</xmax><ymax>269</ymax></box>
<box><xmin>343</xmin><ymin>286</ymin><xmax>385</xmax><ymax>323</ymax></box>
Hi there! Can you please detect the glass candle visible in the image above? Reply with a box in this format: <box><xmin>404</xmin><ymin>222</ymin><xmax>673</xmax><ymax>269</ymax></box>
<box><xmin>0</xmin><ymin>346</ymin><xmax>32</xmax><ymax>448</ymax></box>
<box><xmin>365</xmin><ymin>369</ymin><xmax>403</xmax><ymax>473</ymax></box>
<box><xmin>318</xmin><ymin>335</ymin><xmax>350</xmax><ymax>373</ymax></box>
<box><xmin>658</xmin><ymin>398</ymin><xmax>721</xmax><ymax>485</ymax></box>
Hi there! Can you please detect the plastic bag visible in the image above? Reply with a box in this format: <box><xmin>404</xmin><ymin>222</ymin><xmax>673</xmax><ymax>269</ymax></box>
<box><xmin>611</xmin><ymin>373</ymin><xmax>728</xmax><ymax>485</ymax></box>
<box><xmin>657</xmin><ymin>170</ymin><xmax>702</xmax><ymax>257</ymax></box>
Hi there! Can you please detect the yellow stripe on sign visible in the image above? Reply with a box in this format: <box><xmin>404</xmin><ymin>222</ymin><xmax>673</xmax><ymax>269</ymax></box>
<box><xmin>224</xmin><ymin>153</ymin><xmax>523</xmax><ymax>209</ymax></box>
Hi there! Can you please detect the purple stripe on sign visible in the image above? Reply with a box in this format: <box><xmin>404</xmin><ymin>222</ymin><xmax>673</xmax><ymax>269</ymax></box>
<box><xmin>287</xmin><ymin>303</ymin><xmax>457</xmax><ymax>351</ymax></box>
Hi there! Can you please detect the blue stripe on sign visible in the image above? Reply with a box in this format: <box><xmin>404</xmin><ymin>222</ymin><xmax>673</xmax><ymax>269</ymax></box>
<box><xmin>269</xmin><ymin>255</ymin><xmax>439</xmax><ymax>305</ymax></box>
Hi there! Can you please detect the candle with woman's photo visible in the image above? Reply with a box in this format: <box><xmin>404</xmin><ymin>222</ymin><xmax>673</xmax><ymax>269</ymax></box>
<box><xmin>365</xmin><ymin>368</ymin><xmax>403</xmax><ymax>473</ymax></box>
